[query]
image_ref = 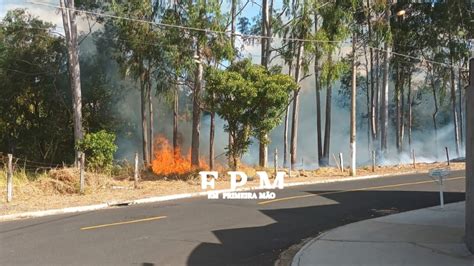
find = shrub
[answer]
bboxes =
[76,130,117,172]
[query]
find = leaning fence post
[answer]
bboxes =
[79,152,85,194]
[134,152,139,188]
[332,154,340,170]
[339,153,344,173]
[439,174,445,208]
[445,147,450,166]
[7,154,13,202]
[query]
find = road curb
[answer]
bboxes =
[290,202,468,266]
[0,203,109,221]
[291,231,331,266]
[0,169,442,222]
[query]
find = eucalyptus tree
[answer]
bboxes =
[111,0,163,166]
[313,0,325,166]
[162,0,233,167]
[389,1,431,154]
[379,0,391,156]
[280,0,313,168]
[258,0,273,168]
[413,1,472,156]
[318,0,353,165]
[361,0,386,152]
[432,0,472,156]
[59,0,83,163]
[390,7,423,155]
[159,4,194,154]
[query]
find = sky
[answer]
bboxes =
[0,0,266,31]
[0,0,272,59]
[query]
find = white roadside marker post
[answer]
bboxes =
[134,152,139,189]
[429,168,450,209]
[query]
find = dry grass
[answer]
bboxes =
[0,161,465,216]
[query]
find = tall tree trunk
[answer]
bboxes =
[363,38,371,153]
[375,49,380,147]
[322,53,333,165]
[367,0,377,147]
[148,71,154,163]
[314,12,323,166]
[407,72,413,150]
[315,75,323,165]
[450,60,460,156]
[209,110,215,170]
[283,104,289,167]
[290,41,304,168]
[60,0,83,163]
[430,69,439,157]
[350,32,357,176]
[230,0,237,51]
[229,0,237,168]
[380,0,391,156]
[283,63,293,168]
[191,45,203,167]
[140,77,149,165]
[259,0,272,167]
[266,0,273,62]
[458,65,464,149]
[396,65,401,153]
[400,73,405,153]
[232,132,239,170]
[173,84,179,154]
[259,135,268,168]
[380,44,389,154]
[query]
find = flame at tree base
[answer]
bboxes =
[151,135,207,176]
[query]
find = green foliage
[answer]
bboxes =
[111,0,163,81]
[76,130,118,171]
[0,9,72,163]
[0,9,125,164]
[205,60,297,165]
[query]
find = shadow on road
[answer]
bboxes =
[186,190,465,265]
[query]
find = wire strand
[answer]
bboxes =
[25,0,469,70]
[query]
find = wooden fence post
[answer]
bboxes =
[7,154,13,202]
[412,149,416,169]
[79,152,85,194]
[371,150,376,172]
[445,147,450,166]
[134,152,139,188]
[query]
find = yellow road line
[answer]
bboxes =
[81,215,167,230]
[258,176,465,205]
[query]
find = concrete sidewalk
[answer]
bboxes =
[292,202,474,265]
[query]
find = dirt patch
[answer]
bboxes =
[0,162,464,216]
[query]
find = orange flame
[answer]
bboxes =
[151,135,207,176]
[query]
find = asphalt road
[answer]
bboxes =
[0,170,466,266]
